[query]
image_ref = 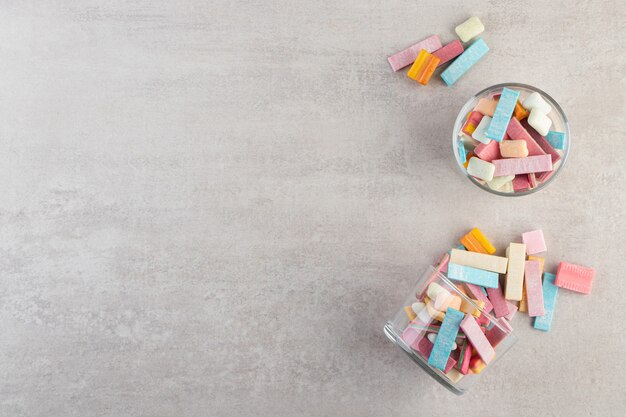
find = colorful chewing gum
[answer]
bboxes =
[527,109,552,136]
[512,174,531,192]
[466,157,495,181]
[407,49,441,85]
[533,272,559,331]
[460,228,496,254]
[428,308,464,371]
[455,16,485,42]
[521,255,544,312]
[471,116,493,144]
[554,262,596,294]
[464,283,494,313]
[528,255,545,272]
[504,243,526,301]
[521,119,561,163]
[457,138,467,162]
[499,140,529,158]
[447,263,499,288]
[475,98,498,117]
[461,111,484,136]
[492,154,553,176]
[506,117,547,156]
[387,34,442,72]
[441,38,489,86]
[485,87,520,142]
[524,260,545,317]
[414,337,457,373]
[522,92,551,114]
[486,285,509,318]
[545,131,565,150]
[487,175,514,191]
[513,100,529,120]
[460,314,495,364]
[450,248,508,274]
[473,140,501,162]
[522,229,547,255]
[433,40,464,66]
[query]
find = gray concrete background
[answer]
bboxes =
[1,1,625,416]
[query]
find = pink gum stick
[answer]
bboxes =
[460,315,496,364]
[387,35,443,71]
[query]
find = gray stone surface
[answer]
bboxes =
[1,1,625,416]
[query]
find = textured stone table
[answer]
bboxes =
[1,1,625,416]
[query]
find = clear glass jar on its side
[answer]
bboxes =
[384,264,517,395]
[452,83,571,196]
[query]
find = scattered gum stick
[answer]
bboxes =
[387,35,443,71]
[455,16,485,42]
[460,233,487,254]
[522,229,547,255]
[533,272,559,331]
[492,154,553,177]
[528,256,545,272]
[460,315,496,364]
[469,228,496,254]
[433,40,464,66]
[505,243,526,301]
[441,38,489,86]
[447,262,499,288]
[407,49,440,85]
[485,88,520,142]
[428,308,464,371]
[524,260,545,317]
[450,248,508,274]
[555,262,596,294]
[486,285,509,318]
[505,117,546,156]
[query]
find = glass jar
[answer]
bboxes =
[451,83,571,196]
[384,262,518,395]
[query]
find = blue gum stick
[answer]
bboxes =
[441,38,489,86]
[533,272,559,331]
[447,262,499,288]
[485,87,520,142]
[428,308,464,370]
